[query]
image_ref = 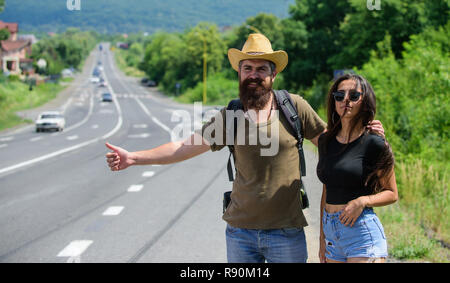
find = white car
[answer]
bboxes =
[90,77,100,83]
[35,111,66,132]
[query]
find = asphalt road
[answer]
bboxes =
[0,43,323,263]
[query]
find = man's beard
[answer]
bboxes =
[239,77,273,111]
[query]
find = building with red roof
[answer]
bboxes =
[0,20,33,74]
[0,20,18,41]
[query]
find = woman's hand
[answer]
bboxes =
[339,197,368,227]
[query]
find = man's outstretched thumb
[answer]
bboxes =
[105,142,119,152]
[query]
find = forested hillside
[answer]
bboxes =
[0,0,294,33]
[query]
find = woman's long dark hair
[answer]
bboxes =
[320,74,395,194]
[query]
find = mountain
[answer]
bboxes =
[0,0,294,34]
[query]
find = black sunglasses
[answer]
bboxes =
[332,90,362,102]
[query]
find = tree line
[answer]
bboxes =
[30,28,98,75]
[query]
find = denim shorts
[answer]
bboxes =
[226,224,308,263]
[322,207,388,262]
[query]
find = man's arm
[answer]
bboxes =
[309,129,326,147]
[105,133,210,171]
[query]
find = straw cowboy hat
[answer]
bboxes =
[228,33,288,73]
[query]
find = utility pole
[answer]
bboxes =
[202,38,207,104]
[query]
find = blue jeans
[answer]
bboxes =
[225,224,308,263]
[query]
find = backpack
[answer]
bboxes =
[223,90,309,213]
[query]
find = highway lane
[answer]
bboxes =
[0,44,229,263]
[0,43,322,263]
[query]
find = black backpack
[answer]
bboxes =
[223,90,309,213]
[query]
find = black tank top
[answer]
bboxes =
[317,133,386,205]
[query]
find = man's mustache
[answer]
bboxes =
[242,77,263,87]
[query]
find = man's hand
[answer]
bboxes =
[105,142,135,171]
[367,120,385,139]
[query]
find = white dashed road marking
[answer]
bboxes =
[57,240,93,263]
[0,136,13,142]
[128,133,150,138]
[30,136,43,142]
[102,206,124,216]
[142,171,155,177]
[133,124,148,129]
[127,184,143,192]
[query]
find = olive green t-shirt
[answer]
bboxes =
[197,94,326,229]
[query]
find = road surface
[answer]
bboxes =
[0,43,322,263]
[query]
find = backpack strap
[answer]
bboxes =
[273,90,306,177]
[226,99,243,182]
[225,90,307,181]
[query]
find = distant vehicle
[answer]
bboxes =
[90,77,100,83]
[141,78,157,87]
[92,67,101,77]
[35,111,66,132]
[101,93,113,102]
[145,80,157,87]
[99,81,108,87]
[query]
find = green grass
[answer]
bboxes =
[377,204,449,262]
[376,160,449,262]
[0,80,66,131]
[113,49,146,78]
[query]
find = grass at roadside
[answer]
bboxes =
[0,81,66,132]
[379,160,449,262]
[113,48,146,78]
[377,204,449,262]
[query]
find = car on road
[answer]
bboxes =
[145,80,157,87]
[90,77,100,83]
[35,111,66,132]
[101,92,113,102]
[140,78,157,87]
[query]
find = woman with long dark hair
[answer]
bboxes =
[317,74,398,263]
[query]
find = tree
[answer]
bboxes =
[140,22,226,94]
[0,0,4,13]
[230,13,284,51]
[328,0,449,70]
[0,28,10,40]
[282,0,351,90]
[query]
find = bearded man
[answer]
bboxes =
[104,34,384,263]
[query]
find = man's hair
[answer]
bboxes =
[238,60,276,74]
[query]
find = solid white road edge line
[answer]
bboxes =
[0,52,123,176]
